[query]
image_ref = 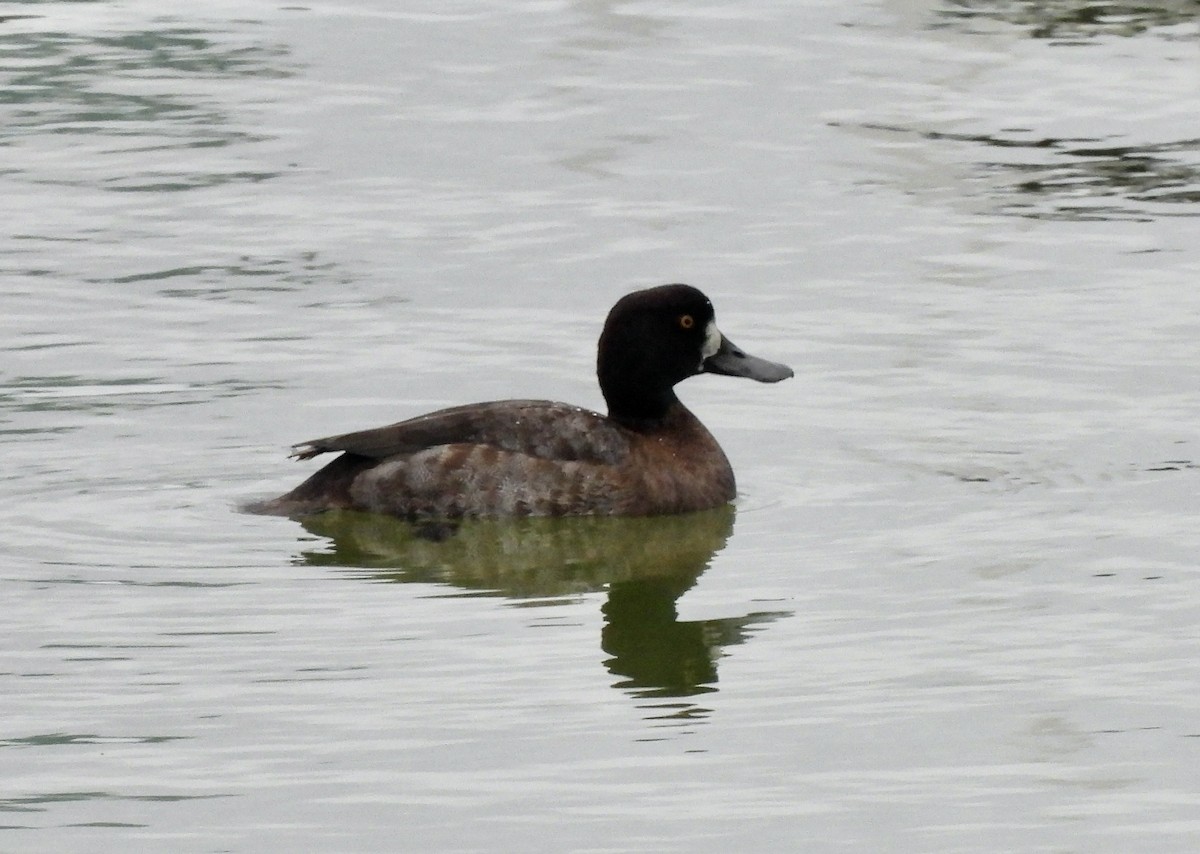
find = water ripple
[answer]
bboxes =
[933,0,1200,41]
[843,123,1200,221]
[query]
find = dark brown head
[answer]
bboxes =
[596,284,793,425]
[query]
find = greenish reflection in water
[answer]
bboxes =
[843,121,1200,222]
[299,506,789,707]
[937,130,1200,221]
[0,23,290,143]
[860,2,1200,223]
[934,0,1199,41]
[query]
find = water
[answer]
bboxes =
[3,1,1199,851]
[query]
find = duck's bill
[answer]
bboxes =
[702,334,794,383]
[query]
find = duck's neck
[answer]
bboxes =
[599,362,679,423]
[606,395,691,432]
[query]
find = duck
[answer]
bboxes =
[251,284,792,519]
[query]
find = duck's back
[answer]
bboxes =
[255,400,638,518]
[293,400,630,465]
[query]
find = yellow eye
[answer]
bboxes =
[679,314,695,330]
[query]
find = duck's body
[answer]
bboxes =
[258,398,733,518]
[253,284,791,520]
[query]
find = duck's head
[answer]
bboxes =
[597,284,793,424]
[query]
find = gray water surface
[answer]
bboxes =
[3,1,1199,852]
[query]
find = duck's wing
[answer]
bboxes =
[290,399,631,466]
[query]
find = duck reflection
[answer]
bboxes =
[298,506,786,710]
